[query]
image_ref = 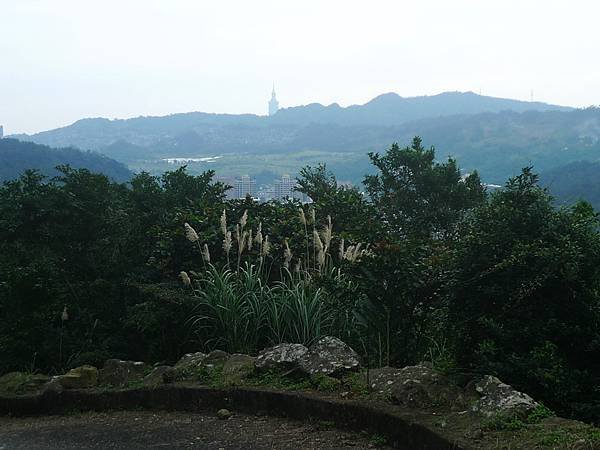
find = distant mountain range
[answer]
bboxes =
[0,139,132,183]
[10,91,600,193]
[12,91,570,155]
[270,91,572,126]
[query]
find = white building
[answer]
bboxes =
[0,125,4,139]
[235,175,256,199]
[268,85,279,116]
[274,174,309,202]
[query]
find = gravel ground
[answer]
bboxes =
[0,410,393,449]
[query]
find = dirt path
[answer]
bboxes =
[0,410,392,449]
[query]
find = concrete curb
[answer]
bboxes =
[0,385,465,449]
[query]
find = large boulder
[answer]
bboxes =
[59,365,98,389]
[386,364,472,410]
[99,359,148,387]
[142,366,173,387]
[255,343,309,371]
[298,336,360,376]
[171,350,230,381]
[40,376,64,395]
[223,354,255,382]
[0,372,50,396]
[367,367,408,397]
[203,350,230,368]
[172,352,207,380]
[471,375,540,418]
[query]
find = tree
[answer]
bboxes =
[296,164,382,243]
[363,137,485,240]
[449,167,600,420]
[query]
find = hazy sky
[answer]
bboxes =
[1,0,599,134]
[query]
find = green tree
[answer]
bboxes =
[297,163,382,243]
[363,137,485,239]
[0,165,228,373]
[449,167,600,420]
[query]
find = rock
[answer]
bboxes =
[59,365,98,389]
[175,352,208,369]
[99,359,148,387]
[298,336,360,376]
[40,376,64,395]
[162,368,177,384]
[172,352,207,380]
[203,350,230,368]
[368,367,409,397]
[0,372,50,395]
[142,366,172,387]
[216,408,232,419]
[171,350,230,381]
[255,343,309,371]
[472,375,540,418]
[223,354,255,382]
[387,364,471,409]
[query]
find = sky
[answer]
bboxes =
[1,0,599,134]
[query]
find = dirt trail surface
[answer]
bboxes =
[0,410,393,449]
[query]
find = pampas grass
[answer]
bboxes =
[190,263,333,352]
[181,207,372,354]
[202,244,211,263]
[220,210,227,235]
[184,223,199,243]
[262,235,271,256]
[179,271,192,286]
[223,231,232,267]
[239,209,248,229]
[283,239,293,269]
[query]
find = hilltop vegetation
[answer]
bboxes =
[11,91,585,186]
[14,91,569,151]
[2,137,600,426]
[0,138,132,182]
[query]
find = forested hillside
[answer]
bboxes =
[13,91,568,152]
[0,138,132,182]
[2,139,600,425]
[10,95,596,189]
[540,161,600,209]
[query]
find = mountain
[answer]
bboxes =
[540,161,600,210]
[12,91,570,154]
[0,138,132,183]
[383,107,600,183]
[10,91,592,187]
[271,91,571,126]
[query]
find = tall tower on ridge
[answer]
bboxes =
[268,84,279,116]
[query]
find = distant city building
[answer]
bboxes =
[258,184,277,202]
[235,175,257,199]
[268,84,279,116]
[0,125,4,139]
[274,174,296,200]
[217,174,311,202]
[273,174,309,202]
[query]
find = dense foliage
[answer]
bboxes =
[2,138,600,424]
[15,99,600,199]
[449,168,600,421]
[0,138,132,183]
